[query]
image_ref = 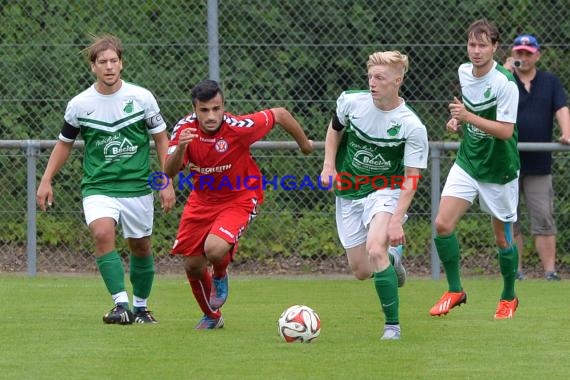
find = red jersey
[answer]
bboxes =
[168,110,275,204]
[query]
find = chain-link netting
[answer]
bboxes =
[2,0,570,276]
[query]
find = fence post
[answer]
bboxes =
[207,0,220,82]
[430,144,441,279]
[26,140,39,276]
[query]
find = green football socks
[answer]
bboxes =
[498,245,518,300]
[96,250,125,295]
[130,253,155,300]
[434,232,463,292]
[373,266,399,324]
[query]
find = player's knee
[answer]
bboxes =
[434,216,453,236]
[184,257,206,278]
[204,235,232,263]
[91,228,115,246]
[204,246,229,264]
[348,260,372,280]
[129,237,151,256]
[353,269,372,280]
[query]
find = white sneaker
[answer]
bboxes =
[381,325,401,340]
[389,245,406,287]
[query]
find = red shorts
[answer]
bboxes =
[171,195,259,257]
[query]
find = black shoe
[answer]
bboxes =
[133,308,158,324]
[103,304,133,325]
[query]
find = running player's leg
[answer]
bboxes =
[84,195,133,324]
[367,211,400,339]
[492,218,519,319]
[207,196,259,309]
[480,176,519,319]
[172,200,222,328]
[121,194,156,323]
[430,165,473,316]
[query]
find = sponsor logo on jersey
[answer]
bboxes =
[191,164,232,175]
[353,149,391,171]
[103,137,138,162]
[215,139,229,153]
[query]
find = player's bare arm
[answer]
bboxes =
[449,96,514,140]
[36,140,74,211]
[320,121,343,188]
[164,127,198,178]
[270,107,314,154]
[387,167,422,246]
[152,130,175,213]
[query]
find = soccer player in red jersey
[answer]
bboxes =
[164,79,313,329]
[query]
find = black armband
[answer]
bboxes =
[60,121,80,140]
[146,113,166,129]
[331,113,345,131]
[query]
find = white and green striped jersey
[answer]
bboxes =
[456,61,520,184]
[334,90,429,200]
[61,80,166,197]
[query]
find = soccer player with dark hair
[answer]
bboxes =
[429,19,520,319]
[165,79,313,329]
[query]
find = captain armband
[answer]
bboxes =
[60,121,80,140]
[146,113,166,129]
[331,113,345,131]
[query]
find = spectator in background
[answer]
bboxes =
[504,34,570,281]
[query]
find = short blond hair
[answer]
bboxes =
[367,51,409,77]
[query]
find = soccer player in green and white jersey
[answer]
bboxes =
[37,34,175,324]
[321,51,429,340]
[429,19,521,320]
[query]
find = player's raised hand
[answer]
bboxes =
[449,97,467,122]
[178,127,198,147]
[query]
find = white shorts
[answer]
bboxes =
[335,189,400,249]
[441,164,518,223]
[83,194,154,238]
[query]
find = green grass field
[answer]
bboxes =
[1,274,568,380]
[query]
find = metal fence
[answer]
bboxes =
[2,1,570,276]
[3,140,570,278]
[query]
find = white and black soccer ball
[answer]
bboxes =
[277,304,321,343]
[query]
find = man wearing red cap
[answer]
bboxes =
[505,34,570,281]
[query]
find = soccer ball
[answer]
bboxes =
[277,304,321,343]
